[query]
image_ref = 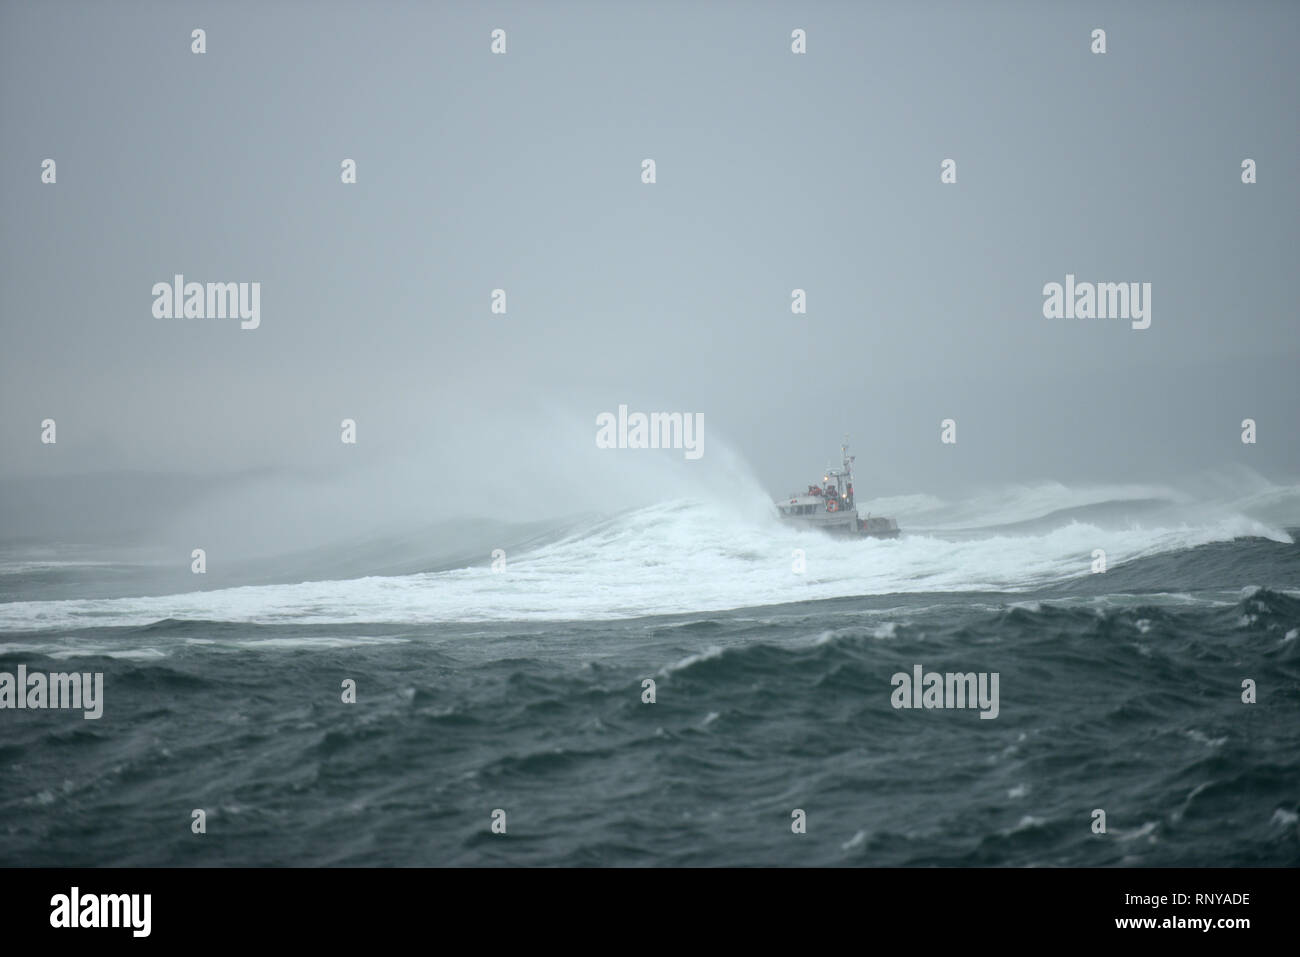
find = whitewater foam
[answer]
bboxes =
[0,485,1292,632]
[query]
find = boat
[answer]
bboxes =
[776,441,900,539]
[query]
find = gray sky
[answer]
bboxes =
[2,0,1297,541]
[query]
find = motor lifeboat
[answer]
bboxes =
[775,442,900,539]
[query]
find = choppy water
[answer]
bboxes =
[2,483,1298,866]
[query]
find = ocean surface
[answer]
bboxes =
[2,480,1298,867]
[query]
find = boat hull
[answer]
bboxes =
[778,512,900,539]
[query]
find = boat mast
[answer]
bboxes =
[842,435,854,495]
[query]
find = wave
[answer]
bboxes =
[0,474,1295,631]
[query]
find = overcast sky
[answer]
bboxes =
[2,0,1297,541]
